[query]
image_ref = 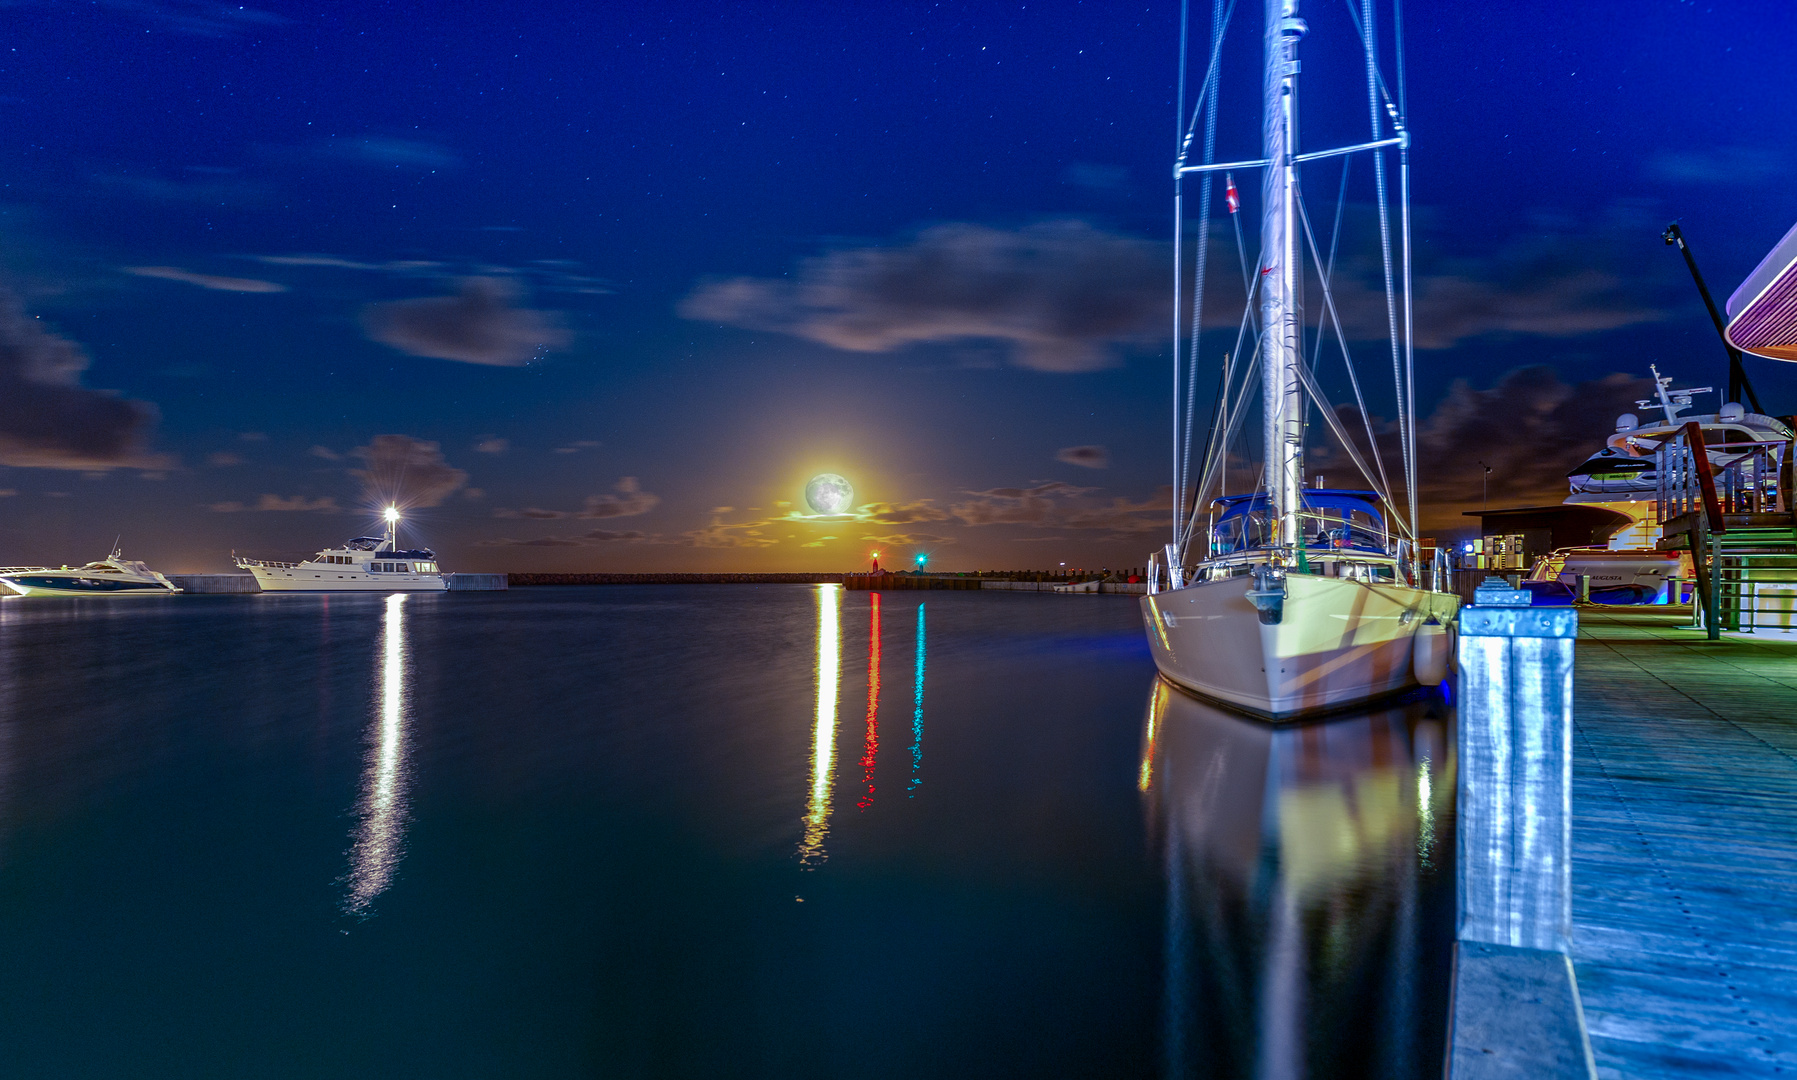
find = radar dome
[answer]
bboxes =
[1719,402,1746,422]
[1615,413,1638,432]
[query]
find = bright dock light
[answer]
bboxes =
[384,506,400,523]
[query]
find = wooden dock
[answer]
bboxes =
[1571,610,1797,1077]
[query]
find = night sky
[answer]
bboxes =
[2,0,1793,573]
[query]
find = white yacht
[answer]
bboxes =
[1522,365,1793,601]
[235,507,448,592]
[0,550,181,598]
[1140,0,1459,719]
[1562,364,1793,549]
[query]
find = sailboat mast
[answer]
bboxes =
[1260,0,1306,552]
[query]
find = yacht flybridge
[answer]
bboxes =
[0,550,181,598]
[235,507,448,592]
[1565,364,1794,539]
[1141,0,1459,718]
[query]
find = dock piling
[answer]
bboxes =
[1448,581,1595,1078]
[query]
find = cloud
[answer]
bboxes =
[474,437,509,454]
[77,0,290,36]
[950,481,1166,535]
[239,431,268,442]
[1062,162,1131,193]
[208,494,341,513]
[1313,365,1653,533]
[680,220,1168,372]
[351,435,468,508]
[91,172,271,205]
[0,289,163,470]
[1321,219,1669,350]
[1056,444,1109,469]
[123,266,286,293]
[684,517,782,548]
[857,499,951,525]
[206,451,243,467]
[362,278,570,365]
[581,529,650,542]
[0,489,16,497]
[553,440,600,453]
[317,136,460,170]
[1645,146,1785,187]
[476,536,583,547]
[308,445,341,461]
[492,477,661,521]
[861,533,953,545]
[580,477,660,518]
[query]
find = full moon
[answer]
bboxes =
[804,473,854,515]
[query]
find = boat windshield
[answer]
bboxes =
[1208,490,1388,556]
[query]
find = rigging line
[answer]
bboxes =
[1297,191,1394,509]
[1197,281,1261,493]
[1303,158,1353,425]
[1400,140,1418,536]
[1172,0,1190,542]
[1395,0,1416,535]
[1173,179,1185,543]
[1290,355,1402,532]
[1362,0,1411,537]
[1301,198,1408,517]
[1340,0,1401,120]
[1182,338,1262,553]
[1178,0,1227,547]
[1180,0,1238,144]
[1394,0,1408,118]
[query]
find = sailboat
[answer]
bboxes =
[1141,0,1459,718]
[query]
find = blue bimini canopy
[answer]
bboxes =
[1212,489,1385,524]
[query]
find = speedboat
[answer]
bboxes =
[0,550,181,597]
[234,506,448,592]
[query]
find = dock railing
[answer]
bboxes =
[1655,427,1797,638]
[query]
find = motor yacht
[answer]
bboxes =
[1522,365,1792,603]
[235,507,448,592]
[0,550,181,598]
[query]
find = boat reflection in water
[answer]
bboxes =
[1141,679,1455,1079]
[344,593,414,915]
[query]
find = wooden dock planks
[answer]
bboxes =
[1571,611,1797,1078]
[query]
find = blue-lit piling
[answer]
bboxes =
[1449,579,1597,1079]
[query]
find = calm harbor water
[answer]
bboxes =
[0,585,1453,1078]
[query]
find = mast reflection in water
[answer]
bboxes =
[344,593,413,915]
[1141,680,1456,1079]
[797,584,841,866]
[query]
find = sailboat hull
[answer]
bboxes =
[1141,574,1460,719]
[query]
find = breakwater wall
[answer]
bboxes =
[447,573,508,591]
[170,574,260,594]
[508,572,847,587]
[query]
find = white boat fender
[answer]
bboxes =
[1412,617,1450,687]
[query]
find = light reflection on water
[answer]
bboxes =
[1141,680,1456,1080]
[909,601,925,794]
[857,593,881,810]
[797,584,841,866]
[344,593,412,915]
